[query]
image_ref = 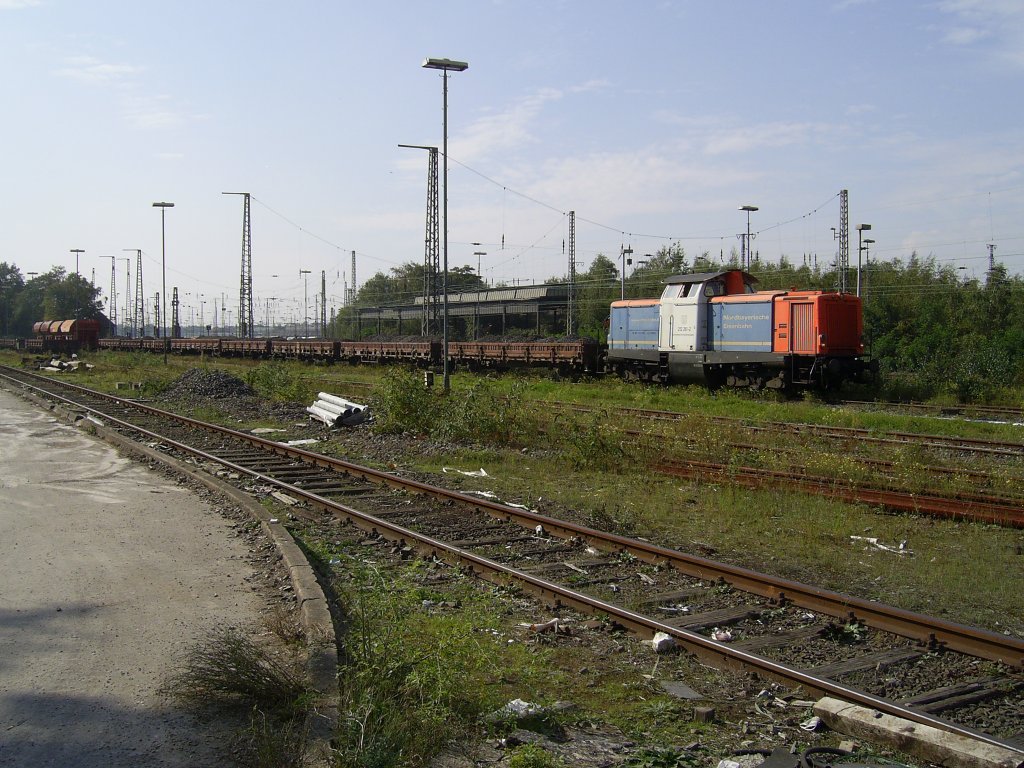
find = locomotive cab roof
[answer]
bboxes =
[662,269,758,285]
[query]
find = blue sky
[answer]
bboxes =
[2,1,1022,326]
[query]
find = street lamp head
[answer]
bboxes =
[152,201,175,208]
[856,223,872,231]
[740,205,759,213]
[422,58,469,72]
[863,238,875,245]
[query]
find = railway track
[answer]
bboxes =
[656,458,1024,528]
[839,399,1024,423]
[1,364,1022,756]
[549,400,1024,458]
[549,400,1024,527]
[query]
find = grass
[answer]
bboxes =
[297,531,760,767]
[160,626,310,768]
[411,446,1024,635]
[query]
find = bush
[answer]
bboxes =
[370,371,535,446]
[369,368,439,435]
[245,360,308,402]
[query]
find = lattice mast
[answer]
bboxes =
[424,150,439,335]
[100,255,117,335]
[171,287,181,338]
[127,249,144,338]
[351,250,358,307]
[399,144,439,336]
[121,258,132,337]
[223,192,253,337]
[566,210,576,337]
[321,270,327,337]
[838,189,849,293]
[153,293,161,338]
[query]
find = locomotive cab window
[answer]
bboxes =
[703,281,725,297]
[662,283,694,299]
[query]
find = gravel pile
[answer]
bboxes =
[163,368,256,400]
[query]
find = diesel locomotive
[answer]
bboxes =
[608,269,872,390]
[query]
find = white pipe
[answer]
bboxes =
[317,392,367,412]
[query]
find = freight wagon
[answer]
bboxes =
[32,319,101,354]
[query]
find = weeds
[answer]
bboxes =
[334,561,496,767]
[564,414,625,471]
[245,360,309,402]
[162,627,308,712]
[161,627,310,767]
[370,368,437,435]
[623,746,703,768]
[507,743,565,768]
[370,369,537,446]
[824,621,868,644]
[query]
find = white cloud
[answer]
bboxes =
[55,55,140,84]
[703,121,833,156]
[935,0,1024,66]
[568,79,610,94]
[123,94,185,130]
[453,87,564,162]
[942,25,990,44]
[55,55,199,131]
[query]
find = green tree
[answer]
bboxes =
[576,254,620,339]
[0,262,25,337]
[10,267,106,336]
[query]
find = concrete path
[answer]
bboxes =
[0,387,263,767]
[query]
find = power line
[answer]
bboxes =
[447,155,842,243]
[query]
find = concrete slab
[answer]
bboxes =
[0,387,264,767]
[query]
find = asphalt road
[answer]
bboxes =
[0,387,263,767]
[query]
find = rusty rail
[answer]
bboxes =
[657,458,1024,528]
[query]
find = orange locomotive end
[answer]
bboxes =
[772,292,863,356]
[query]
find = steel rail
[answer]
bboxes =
[2,367,1023,755]
[547,400,1024,456]
[658,458,1024,528]
[573,418,1024,494]
[840,399,1024,421]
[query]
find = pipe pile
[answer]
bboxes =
[307,391,369,428]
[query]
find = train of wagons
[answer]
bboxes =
[4,270,874,391]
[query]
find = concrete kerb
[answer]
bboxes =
[0,381,340,767]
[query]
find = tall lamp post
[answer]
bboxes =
[739,205,758,270]
[856,223,872,297]
[473,250,487,284]
[861,237,875,302]
[422,56,468,393]
[70,249,84,276]
[299,269,311,338]
[152,202,174,363]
